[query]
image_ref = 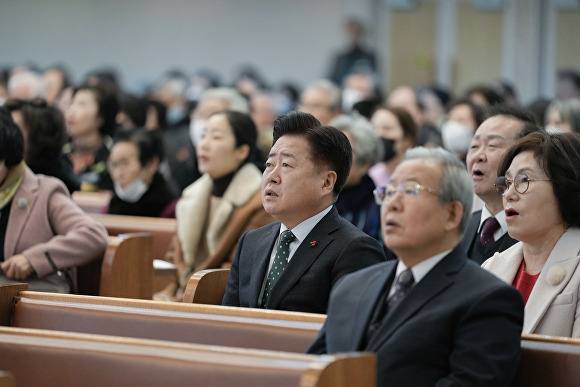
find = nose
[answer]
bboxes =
[502,180,518,202]
[264,164,280,184]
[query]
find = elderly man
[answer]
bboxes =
[308,147,524,386]
[460,105,538,264]
[222,111,385,313]
[297,80,341,125]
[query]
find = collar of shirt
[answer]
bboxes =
[478,205,508,240]
[279,205,333,250]
[389,248,452,298]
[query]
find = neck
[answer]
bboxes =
[397,234,459,268]
[73,132,103,154]
[484,199,504,216]
[521,226,567,275]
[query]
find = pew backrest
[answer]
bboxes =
[182,268,230,304]
[0,326,376,387]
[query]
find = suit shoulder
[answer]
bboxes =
[461,259,519,294]
[243,221,281,238]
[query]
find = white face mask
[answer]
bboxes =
[114,178,148,203]
[441,120,475,154]
[189,119,206,147]
[341,88,365,112]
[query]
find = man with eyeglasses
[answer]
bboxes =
[308,147,524,386]
[460,105,540,264]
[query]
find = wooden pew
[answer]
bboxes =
[0,372,14,387]
[0,285,324,353]
[72,190,112,214]
[88,213,177,293]
[0,327,375,387]
[182,268,230,304]
[515,334,580,387]
[77,233,154,299]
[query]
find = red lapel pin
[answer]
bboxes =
[310,241,317,247]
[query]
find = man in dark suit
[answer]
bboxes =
[222,111,385,313]
[308,147,524,386]
[460,105,539,264]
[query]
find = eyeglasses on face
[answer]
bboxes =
[373,183,438,205]
[494,173,551,197]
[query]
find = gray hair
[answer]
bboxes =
[200,87,249,114]
[405,147,474,234]
[304,79,341,111]
[8,71,45,99]
[545,98,580,133]
[330,114,383,165]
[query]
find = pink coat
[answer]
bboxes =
[3,168,108,278]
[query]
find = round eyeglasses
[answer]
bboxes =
[373,183,438,205]
[494,173,551,197]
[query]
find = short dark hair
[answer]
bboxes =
[0,106,25,167]
[114,129,165,167]
[498,130,580,228]
[373,106,419,146]
[484,104,539,138]
[213,110,258,165]
[118,93,148,128]
[466,85,505,106]
[5,98,67,162]
[72,84,119,137]
[272,110,352,199]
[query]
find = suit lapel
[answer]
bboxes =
[367,249,465,352]
[248,222,279,307]
[350,262,396,349]
[266,209,340,308]
[524,228,580,333]
[459,211,480,255]
[4,171,38,257]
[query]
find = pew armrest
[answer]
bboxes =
[182,268,230,304]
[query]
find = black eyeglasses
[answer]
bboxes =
[494,173,551,197]
[373,183,438,205]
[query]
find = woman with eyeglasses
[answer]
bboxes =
[482,130,580,337]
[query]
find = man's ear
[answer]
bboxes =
[444,200,464,232]
[321,170,337,196]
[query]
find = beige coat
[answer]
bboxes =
[482,227,580,337]
[175,163,270,279]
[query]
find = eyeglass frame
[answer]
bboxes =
[373,182,438,205]
[494,173,551,197]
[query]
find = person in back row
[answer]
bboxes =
[155,110,273,301]
[460,105,539,264]
[222,111,386,313]
[308,147,524,386]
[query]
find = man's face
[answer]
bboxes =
[262,135,334,229]
[381,158,452,262]
[298,88,336,125]
[466,116,522,206]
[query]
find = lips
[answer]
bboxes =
[264,188,278,198]
[505,208,519,218]
[384,219,400,230]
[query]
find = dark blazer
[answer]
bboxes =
[308,247,524,386]
[222,206,386,313]
[459,210,519,265]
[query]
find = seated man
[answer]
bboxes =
[222,111,385,313]
[308,147,524,386]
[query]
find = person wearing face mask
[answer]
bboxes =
[105,130,178,218]
[368,106,418,187]
[154,110,274,301]
[440,98,484,163]
[0,106,108,293]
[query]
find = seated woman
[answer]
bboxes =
[64,84,119,191]
[155,110,273,301]
[482,130,580,337]
[5,98,80,193]
[0,107,109,293]
[106,130,178,218]
[368,106,418,187]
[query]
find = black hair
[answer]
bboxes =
[484,104,539,138]
[446,97,485,128]
[72,84,119,137]
[214,110,258,164]
[272,110,352,199]
[0,106,25,167]
[114,129,164,167]
[118,93,148,128]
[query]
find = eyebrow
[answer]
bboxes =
[505,167,536,177]
[473,134,506,141]
[267,151,298,160]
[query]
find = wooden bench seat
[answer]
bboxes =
[183,268,230,304]
[0,327,375,387]
[0,285,323,353]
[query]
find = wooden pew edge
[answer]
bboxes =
[0,284,28,327]
[17,289,327,323]
[182,268,230,304]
